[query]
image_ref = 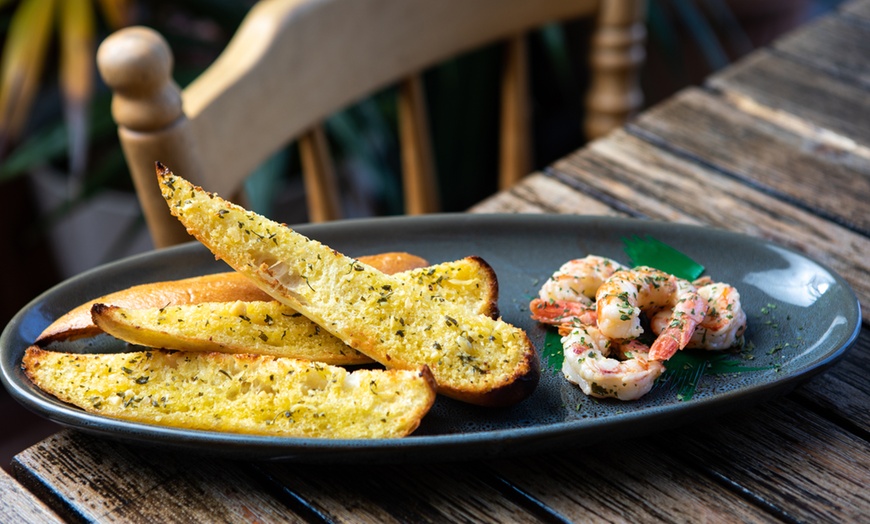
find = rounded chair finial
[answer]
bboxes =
[97,26,182,131]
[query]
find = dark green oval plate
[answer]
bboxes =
[1,215,861,463]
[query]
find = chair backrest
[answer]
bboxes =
[97,0,646,247]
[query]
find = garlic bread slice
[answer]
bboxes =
[92,300,371,364]
[36,253,429,346]
[91,257,499,365]
[157,164,538,406]
[23,347,436,439]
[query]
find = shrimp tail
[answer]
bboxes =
[649,333,680,361]
[648,296,706,360]
[529,299,596,328]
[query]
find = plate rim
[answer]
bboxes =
[1,213,861,462]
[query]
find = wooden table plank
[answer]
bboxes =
[842,0,870,21]
[479,134,870,431]
[490,159,870,522]
[468,172,623,216]
[706,49,870,150]
[549,129,870,317]
[0,466,63,523]
[487,444,777,523]
[7,5,869,521]
[12,431,304,523]
[627,88,870,236]
[773,11,870,86]
[653,398,870,523]
[796,328,870,432]
[257,462,544,524]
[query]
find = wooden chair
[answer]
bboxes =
[97,0,646,248]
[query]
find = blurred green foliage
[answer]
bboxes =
[1,0,841,225]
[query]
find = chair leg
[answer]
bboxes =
[398,74,439,215]
[499,34,532,190]
[585,0,647,140]
[299,125,342,222]
[99,27,203,248]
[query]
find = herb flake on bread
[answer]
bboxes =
[90,257,499,365]
[157,163,539,406]
[35,253,429,346]
[23,347,436,438]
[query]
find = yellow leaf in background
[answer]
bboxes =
[59,0,96,179]
[0,0,131,162]
[96,0,131,30]
[0,0,57,145]
[59,0,95,103]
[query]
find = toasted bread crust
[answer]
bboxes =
[36,252,428,346]
[91,301,376,365]
[23,346,437,438]
[157,164,539,406]
[465,255,500,320]
[35,272,267,345]
[91,256,500,365]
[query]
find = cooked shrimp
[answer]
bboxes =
[561,325,664,401]
[538,256,628,304]
[651,281,747,350]
[529,300,597,334]
[530,256,626,331]
[647,278,709,361]
[595,267,707,361]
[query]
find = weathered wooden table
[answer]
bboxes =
[5,1,869,522]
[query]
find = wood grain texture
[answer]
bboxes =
[398,74,439,215]
[468,172,622,216]
[258,462,542,523]
[707,49,870,151]
[773,13,870,86]
[842,0,870,20]
[584,0,647,138]
[653,398,870,523]
[499,35,532,190]
[796,328,870,432]
[299,125,342,222]
[0,467,62,523]
[11,4,867,523]
[627,88,870,236]
[183,0,601,190]
[97,0,651,247]
[550,130,870,319]
[12,431,302,523]
[482,135,870,433]
[488,444,775,523]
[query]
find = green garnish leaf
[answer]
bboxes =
[655,351,773,401]
[538,236,770,402]
[623,235,705,281]
[543,330,565,371]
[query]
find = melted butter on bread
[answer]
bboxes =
[157,163,538,406]
[91,257,499,365]
[23,347,436,438]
